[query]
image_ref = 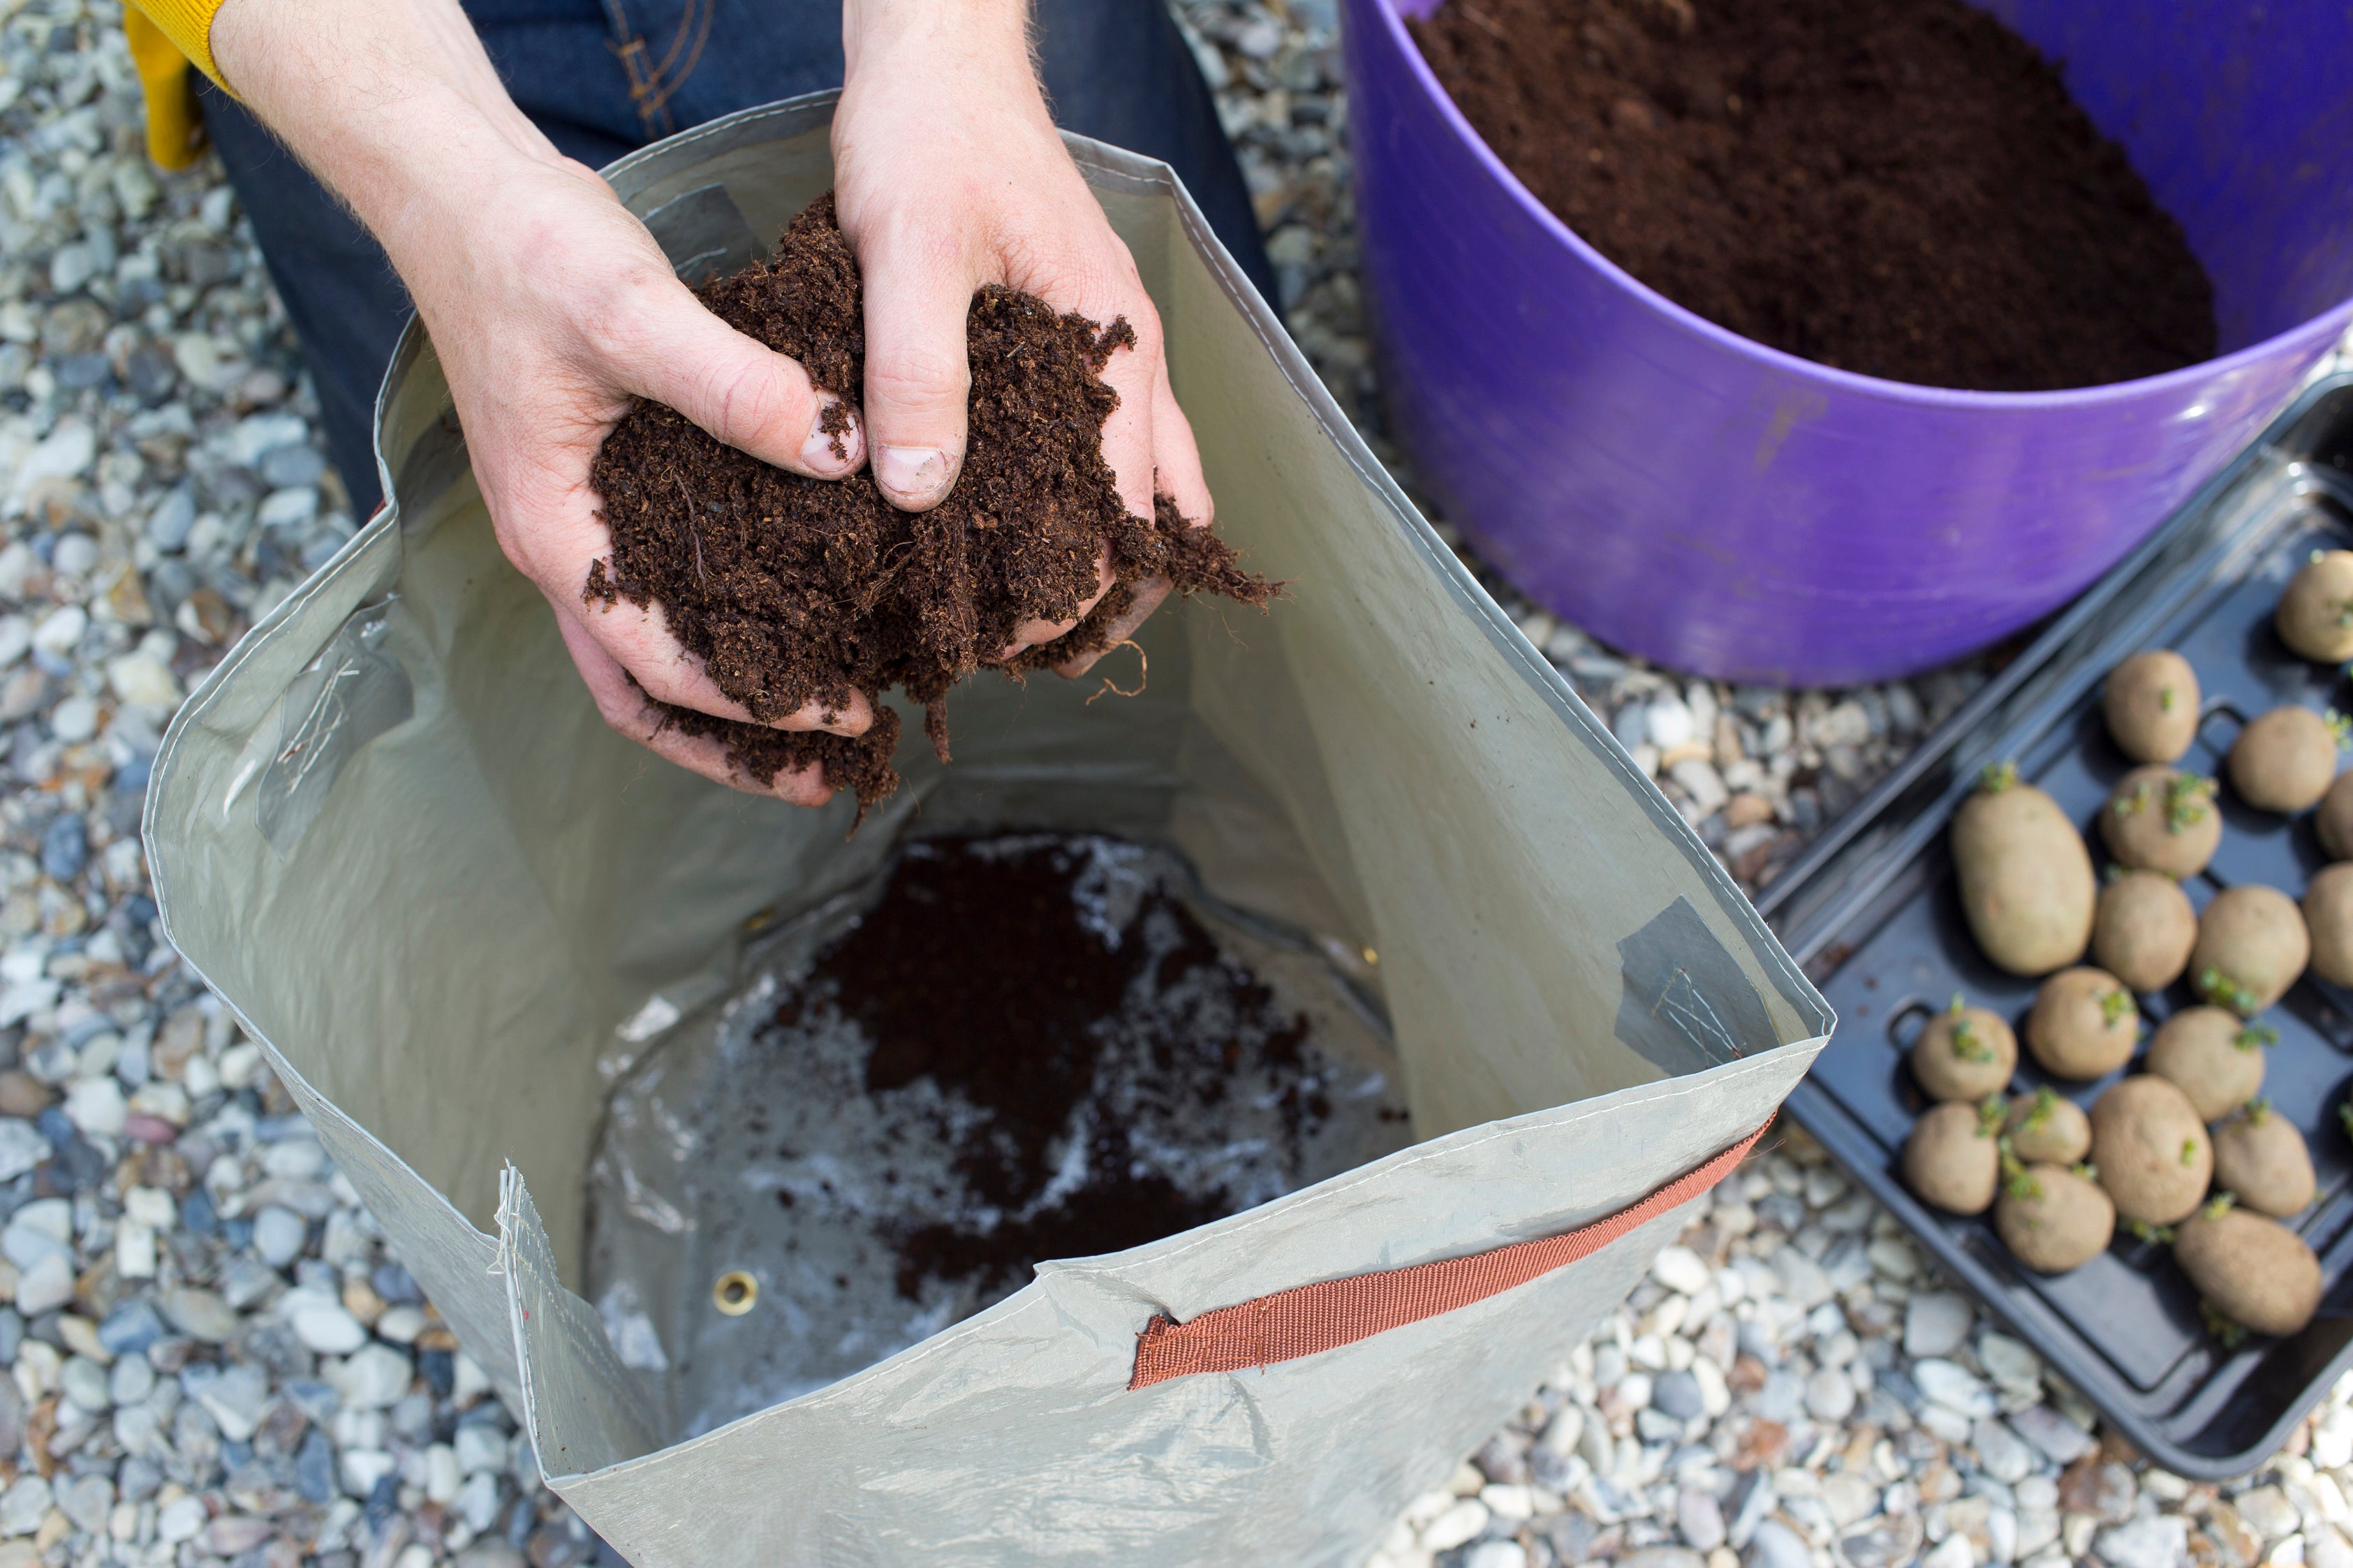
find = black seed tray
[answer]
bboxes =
[1760,373,2353,1479]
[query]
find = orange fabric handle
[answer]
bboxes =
[1128,1123,1767,1390]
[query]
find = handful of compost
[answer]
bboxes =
[586,194,1275,811]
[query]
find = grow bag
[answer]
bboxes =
[142,95,1831,1568]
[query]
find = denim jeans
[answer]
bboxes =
[198,0,1270,515]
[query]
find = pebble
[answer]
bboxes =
[253,1202,307,1266]
[2097,1515,2190,1568]
[1654,1368,1706,1421]
[2012,1402,2097,1464]
[1807,1365,1858,1423]
[1653,1245,1712,1295]
[1914,1359,1998,1418]
[1905,1292,1975,1358]
[1746,1517,1813,1568]
[158,1285,239,1344]
[1680,1487,1727,1550]
[1422,1498,1489,1551]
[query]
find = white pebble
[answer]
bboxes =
[31,605,87,657]
[156,1494,207,1544]
[1421,1500,1489,1551]
[49,695,98,743]
[290,1301,367,1354]
[1647,697,1695,750]
[104,654,181,708]
[63,1077,124,1137]
[1653,1245,1713,1296]
[1904,1292,1974,1358]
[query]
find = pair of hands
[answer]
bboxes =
[210,0,1212,804]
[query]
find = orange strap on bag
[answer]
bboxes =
[1129,1123,1766,1390]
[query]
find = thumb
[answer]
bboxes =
[617,279,865,480]
[857,230,978,511]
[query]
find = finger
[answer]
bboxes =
[857,222,978,511]
[555,612,833,805]
[1146,362,1214,527]
[561,579,873,735]
[998,548,1115,658]
[1055,575,1171,679]
[1049,364,1214,674]
[605,273,864,480]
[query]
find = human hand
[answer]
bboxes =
[212,0,873,804]
[835,0,1215,671]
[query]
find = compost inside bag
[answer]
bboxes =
[144,95,1831,1568]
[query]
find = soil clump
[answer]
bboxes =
[1408,0,2216,390]
[588,195,1272,810]
[785,836,1343,1299]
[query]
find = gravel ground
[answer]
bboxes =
[0,1,2330,1567]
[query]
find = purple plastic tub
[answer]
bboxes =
[1344,0,2353,686]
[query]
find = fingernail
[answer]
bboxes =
[802,399,860,476]
[876,444,956,507]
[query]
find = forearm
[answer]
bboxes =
[842,0,1035,76]
[207,0,564,283]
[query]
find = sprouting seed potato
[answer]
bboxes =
[2024,967,2139,1080]
[2100,765,2221,879]
[1902,1099,2003,1215]
[2227,705,2342,814]
[2211,1100,2316,1218]
[2319,772,2353,861]
[2091,870,2197,993]
[2174,1201,2323,1337]
[2102,650,2200,764]
[2090,1075,2213,1226]
[2276,549,2353,663]
[2144,1006,2270,1121]
[1952,763,2095,977]
[2190,884,2310,1016]
[1995,1162,2116,1273]
[2005,1086,2092,1165]
[1910,995,2016,1102]
[2303,862,2353,986]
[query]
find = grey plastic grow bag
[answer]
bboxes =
[142,94,1832,1568]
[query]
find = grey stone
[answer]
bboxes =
[109,1353,155,1407]
[2007,1403,2095,1465]
[2094,1516,2189,1568]
[1840,1515,1927,1568]
[1747,1518,1813,1568]
[183,1360,269,1442]
[56,1473,111,1534]
[1905,1292,1974,1359]
[1806,1366,1858,1423]
[334,1343,417,1410]
[96,1297,163,1357]
[1679,1487,1727,1551]
[1653,1369,1706,1421]
[59,1354,110,1412]
[1623,1550,1706,1568]
[1972,1417,2037,1484]
[1748,1370,1805,1423]
[1912,1359,1997,1418]
[253,1205,309,1274]
[159,1285,239,1343]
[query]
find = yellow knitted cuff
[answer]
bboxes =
[124,0,227,89]
[123,7,207,170]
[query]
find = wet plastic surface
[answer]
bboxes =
[1769,376,2353,1477]
[581,834,1410,1443]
